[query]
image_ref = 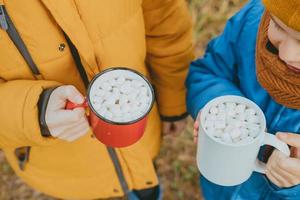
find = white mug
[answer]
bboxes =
[197,95,290,186]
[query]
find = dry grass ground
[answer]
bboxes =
[0,0,247,199]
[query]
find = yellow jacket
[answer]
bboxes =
[0,0,193,199]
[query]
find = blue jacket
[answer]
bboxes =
[186,0,300,199]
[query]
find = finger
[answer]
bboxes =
[266,167,287,188]
[46,108,86,127]
[48,111,87,132]
[57,85,84,104]
[193,128,198,138]
[49,126,65,138]
[276,156,300,178]
[271,162,300,187]
[60,125,89,142]
[53,117,88,137]
[277,132,300,148]
[163,122,171,135]
[49,117,88,137]
[194,136,198,144]
[60,124,90,142]
[172,122,186,135]
[267,150,299,187]
[194,121,199,130]
[58,120,90,141]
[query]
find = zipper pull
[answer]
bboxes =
[0,5,8,30]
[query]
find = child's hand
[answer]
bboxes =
[46,85,89,142]
[193,112,201,143]
[266,132,300,188]
[162,118,187,136]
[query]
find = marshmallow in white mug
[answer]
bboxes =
[203,101,262,145]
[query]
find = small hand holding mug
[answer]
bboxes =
[196,96,291,186]
[266,132,300,188]
[45,85,89,142]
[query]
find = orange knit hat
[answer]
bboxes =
[262,0,300,32]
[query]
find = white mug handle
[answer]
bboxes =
[254,132,290,174]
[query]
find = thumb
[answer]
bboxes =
[59,85,84,104]
[277,132,300,148]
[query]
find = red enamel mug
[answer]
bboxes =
[66,68,154,148]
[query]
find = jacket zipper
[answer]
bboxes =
[0,5,40,76]
[0,5,8,30]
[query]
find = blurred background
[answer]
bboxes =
[0,0,247,199]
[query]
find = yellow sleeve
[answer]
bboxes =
[143,0,194,118]
[0,79,62,148]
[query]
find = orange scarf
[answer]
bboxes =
[256,12,300,109]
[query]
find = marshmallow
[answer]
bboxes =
[225,102,236,110]
[104,96,116,106]
[93,102,102,110]
[235,104,246,114]
[216,112,226,121]
[240,128,249,139]
[131,80,143,88]
[108,78,117,86]
[206,114,217,121]
[203,100,262,145]
[236,113,246,121]
[112,88,120,97]
[212,129,223,138]
[240,136,254,144]
[221,133,232,143]
[90,72,152,123]
[205,120,215,128]
[249,130,259,138]
[214,120,226,129]
[116,77,125,85]
[246,115,260,123]
[227,109,236,117]
[96,88,106,97]
[246,123,260,132]
[104,111,113,120]
[101,82,112,91]
[210,106,218,115]
[111,105,122,117]
[217,103,226,113]
[230,128,241,139]
[224,125,235,133]
[245,108,256,116]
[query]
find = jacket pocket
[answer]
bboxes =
[14,146,31,171]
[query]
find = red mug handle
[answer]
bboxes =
[65,99,89,110]
[65,99,92,126]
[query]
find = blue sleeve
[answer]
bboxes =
[185,1,259,119]
[265,177,300,199]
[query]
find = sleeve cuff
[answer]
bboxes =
[264,175,300,199]
[38,87,57,137]
[160,112,189,122]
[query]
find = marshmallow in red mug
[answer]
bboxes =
[89,68,153,124]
